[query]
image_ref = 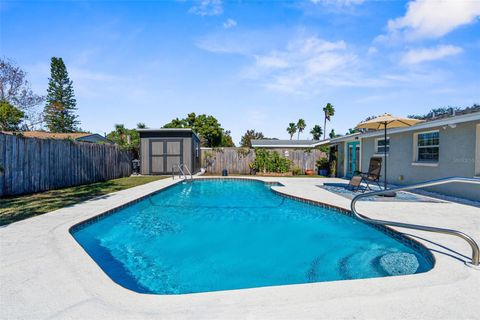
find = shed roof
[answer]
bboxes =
[137,128,200,140]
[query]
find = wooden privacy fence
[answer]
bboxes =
[201,148,326,174]
[0,133,133,196]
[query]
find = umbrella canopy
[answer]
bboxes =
[355,114,424,195]
[356,113,424,130]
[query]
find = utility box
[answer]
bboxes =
[138,128,201,175]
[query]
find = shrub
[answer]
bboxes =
[251,149,292,173]
[316,157,329,170]
[292,166,302,175]
[329,159,337,177]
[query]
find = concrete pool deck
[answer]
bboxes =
[1,177,479,319]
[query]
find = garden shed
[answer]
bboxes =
[138,128,201,175]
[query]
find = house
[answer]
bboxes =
[138,128,201,175]
[329,111,480,201]
[0,131,113,144]
[251,139,329,154]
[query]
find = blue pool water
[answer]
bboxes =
[72,179,433,294]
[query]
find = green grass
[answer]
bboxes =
[0,176,166,226]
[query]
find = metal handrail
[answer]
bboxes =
[350,177,480,266]
[180,163,193,180]
[172,163,193,181]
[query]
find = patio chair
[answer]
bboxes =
[347,175,364,192]
[355,157,383,191]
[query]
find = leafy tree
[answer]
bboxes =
[106,123,145,158]
[164,117,187,128]
[44,57,79,133]
[286,122,297,140]
[0,100,24,131]
[163,112,231,147]
[221,130,235,147]
[346,128,360,135]
[408,104,479,120]
[329,129,337,139]
[310,124,323,140]
[0,58,44,130]
[240,129,265,148]
[136,122,147,129]
[296,119,306,140]
[323,103,335,139]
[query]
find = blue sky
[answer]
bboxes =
[1,0,479,143]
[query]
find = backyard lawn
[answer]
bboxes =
[0,176,166,226]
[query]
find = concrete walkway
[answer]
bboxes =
[1,177,479,319]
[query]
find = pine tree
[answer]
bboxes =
[44,57,79,132]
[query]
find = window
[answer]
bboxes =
[375,138,390,154]
[417,131,439,162]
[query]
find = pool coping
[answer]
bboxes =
[1,176,479,319]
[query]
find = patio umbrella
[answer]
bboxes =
[356,114,424,196]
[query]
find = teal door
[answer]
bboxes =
[346,141,360,177]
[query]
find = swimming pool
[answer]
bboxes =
[72,179,434,294]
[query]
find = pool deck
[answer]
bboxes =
[1,177,479,319]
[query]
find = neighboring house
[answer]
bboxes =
[251,139,329,155]
[1,131,113,144]
[329,111,480,201]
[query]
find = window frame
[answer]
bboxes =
[414,130,440,164]
[374,137,390,156]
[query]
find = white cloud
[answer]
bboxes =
[249,37,355,93]
[382,0,480,41]
[310,0,364,6]
[223,18,237,29]
[196,36,250,54]
[400,45,463,64]
[189,0,223,16]
[367,46,378,55]
[255,54,289,69]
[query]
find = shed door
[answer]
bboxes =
[149,139,183,174]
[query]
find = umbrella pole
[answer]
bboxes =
[384,122,387,190]
[381,121,396,197]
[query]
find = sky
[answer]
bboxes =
[1,0,480,144]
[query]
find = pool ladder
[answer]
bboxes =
[350,177,480,266]
[172,163,193,181]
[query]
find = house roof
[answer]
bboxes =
[1,131,95,140]
[251,139,330,148]
[330,110,480,143]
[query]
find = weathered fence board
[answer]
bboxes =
[201,148,326,174]
[0,133,133,197]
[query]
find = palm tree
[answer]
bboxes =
[296,119,306,140]
[286,122,297,140]
[310,125,323,140]
[323,103,335,139]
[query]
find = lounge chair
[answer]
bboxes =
[354,157,383,191]
[347,175,364,192]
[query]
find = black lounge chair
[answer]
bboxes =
[354,157,383,191]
